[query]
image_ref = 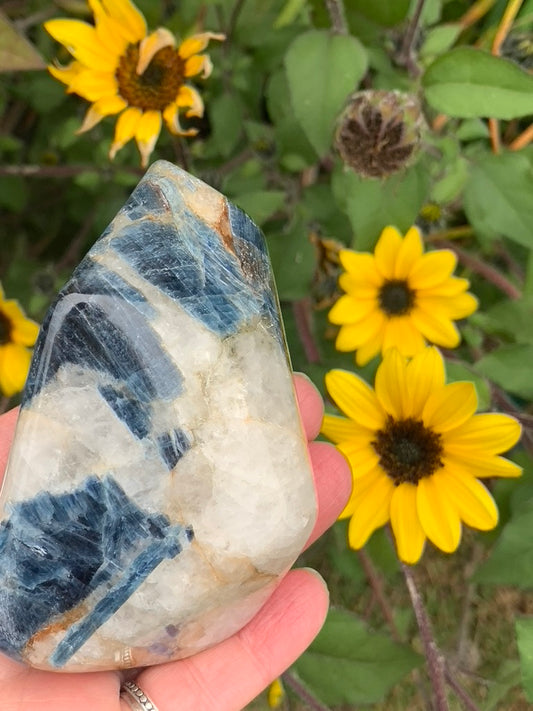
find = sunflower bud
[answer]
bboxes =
[335,90,423,179]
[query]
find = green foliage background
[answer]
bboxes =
[1,0,532,708]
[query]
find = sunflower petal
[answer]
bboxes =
[390,483,426,564]
[375,348,408,419]
[178,32,225,60]
[137,28,176,75]
[184,54,213,79]
[354,330,384,367]
[395,226,424,279]
[423,277,470,298]
[67,69,117,102]
[410,305,461,348]
[347,472,394,548]
[162,102,198,136]
[443,469,498,530]
[443,413,522,455]
[0,343,32,397]
[374,226,403,279]
[382,316,426,357]
[88,0,130,54]
[423,381,477,432]
[177,85,205,117]
[338,443,381,478]
[417,473,462,553]
[338,251,381,284]
[444,453,522,479]
[1,302,39,346]
[101,0,147,43]
[109,106,142,159]
[321,414,368,443]
[47,61,84,88]
[135,109,162,168]
[409,250,457,289]
[335,311,385,352]
[325,369,385,430]
[405,347,446,418]
[328,294,376,325]
[44,20,118,72]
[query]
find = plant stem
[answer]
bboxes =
[444,669,482,711]
[488,0,524,152]
[509,122,533,151]
[324,0,348,34]
[402,563,450,711]
[282,671,332,711]
[431,239,522,300]
[0,397,10,415]
[492,0,524,55]
[398,0,426,77]
[292,299,321,364]
[357,549,401,641]
[458,0,497,29]
[0,164,142,179]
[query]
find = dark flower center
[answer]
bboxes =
[116,44,185,111]
[378,279,415,316]
[372,417,443,485]
[0,311,12,345]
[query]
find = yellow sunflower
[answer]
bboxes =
[0,285,40,398]
[45,0,224,166]
[322,347,522,564]
[329,225,478,366]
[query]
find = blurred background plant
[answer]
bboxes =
[1,0,533,708]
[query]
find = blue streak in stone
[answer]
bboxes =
[51,523,193,668]
[157,428,191,469]
[0,476,193,664]
[112,172,282,342]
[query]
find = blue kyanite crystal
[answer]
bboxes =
[0,161,316,672]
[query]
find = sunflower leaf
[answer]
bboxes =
[423,47,533,119]
[463,149,533,248]
[473,500,533,588]
[475,345,533,399]
[284,30,368,157]
[291,608,422,705]
[332,160,429,250]
[516,618,533,701]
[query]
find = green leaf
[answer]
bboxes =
[474,501,533,587]
[332,160,429,250]
[478,297,533,345]
[430,156,469,204]
[0,10,45,72]
[475,344,533,399]
[292,608,421,706]
[423,47,533,119]
[284,30,367,156]
[482,660,523,710]
[419,23,461,60]
[516,618,533,701]
[344,0,410,26]
[233,191,285,226]
[267,223,315,301]
[463,150,533,248]
[202,93,243,158]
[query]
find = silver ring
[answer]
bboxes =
[120,680,160,711]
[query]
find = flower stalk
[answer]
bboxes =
[402,562,450,711]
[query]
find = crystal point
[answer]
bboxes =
[0,161,316,672]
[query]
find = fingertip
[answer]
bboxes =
[293,373,324,440]
[306,441,352,548]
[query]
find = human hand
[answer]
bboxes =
[0,373,351,711]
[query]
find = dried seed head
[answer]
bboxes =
[335,90,423,179]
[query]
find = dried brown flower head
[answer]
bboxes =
[335,90,423,179]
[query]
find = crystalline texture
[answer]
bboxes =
[0,161,317,672]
